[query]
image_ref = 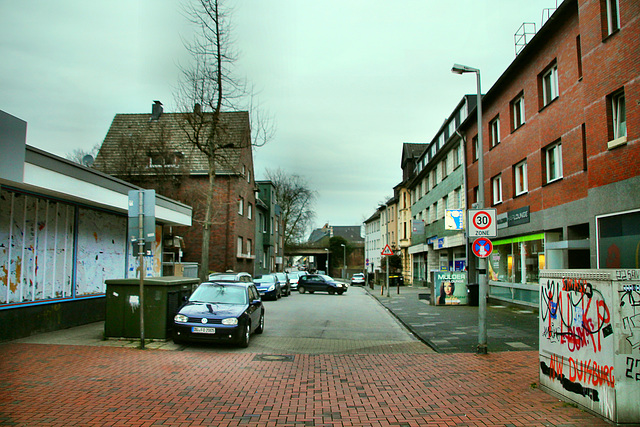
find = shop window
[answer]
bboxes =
[488,235,545,284]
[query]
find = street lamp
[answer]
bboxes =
[324,248,329,275]
[340,244,346,279]
[452,63,488,355]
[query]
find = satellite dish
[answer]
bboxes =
[82,155,94,167]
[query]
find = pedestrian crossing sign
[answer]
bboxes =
[381,244,394,256]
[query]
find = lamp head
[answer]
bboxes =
[451,63,479,74]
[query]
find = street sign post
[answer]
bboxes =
[381,245,394,296]
[468,209,497,237]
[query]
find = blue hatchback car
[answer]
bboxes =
[253,274,281,300]
[172,281,264,347]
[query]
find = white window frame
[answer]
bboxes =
[512,94,525,129]
[248,203,253,220]
[238,197,244,215]
[542,65,559,107]
[515,160,528,196]
[473,136,479,161]
[612,90,627,140]
[247,239,252,257]
[492,174,503,205]
[237,237,243,257]
[490,117,500,147]
[546,142,563,183]
[605,0,620,36]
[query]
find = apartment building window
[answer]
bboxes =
[492,174,503,205]
[545,142,563,183]
[248,203,253,220]
[511,93,525,131]
[472,135,479,161]
[490,116,500,147]
[431,169,437,188]
[443,195,449,212]
[514,160,528,196]
[611,89,627,140]
[442,156,448,178]
[604,0,621,36]
[238,197,244,215]
[237,237,243,257]
[541,64,559,107]
[247,239,252,257]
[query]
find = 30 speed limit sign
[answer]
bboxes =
[468,209,497,237]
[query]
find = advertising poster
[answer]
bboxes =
[435,271,468,305]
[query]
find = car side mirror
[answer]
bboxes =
[251,299,262,305]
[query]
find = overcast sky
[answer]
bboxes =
[1,0,558,233]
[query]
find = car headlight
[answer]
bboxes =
[222,318,238,326]
[268,285,275,291]
[174,314,188,323]
[337,283,344,287]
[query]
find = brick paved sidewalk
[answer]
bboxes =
[0,343,608,426]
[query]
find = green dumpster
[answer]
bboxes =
[105,276,199,340]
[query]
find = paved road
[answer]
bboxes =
[0,285,612,426]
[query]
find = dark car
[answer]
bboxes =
[297,274,347,295]
[253,274,281,300]
[173,281,264,347]
[274,272,291,296]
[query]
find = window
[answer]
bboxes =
[238,197,244,215]
[490,116,500,147]
[472,135,479,161]
[604,0,620,36]
[611,90,627,140]
[545,142,563,183]
[492,174,503,205]
[511,93,525,130]
[541,64,559,107]
[514,160,528,196]
[237,237,243,257]
[248,203,253,220]
[442,156,448,178]
[247,239,252,257]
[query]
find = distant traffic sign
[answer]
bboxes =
[468,209,497,237]
[472,238,493,258]
[381,245,394,256]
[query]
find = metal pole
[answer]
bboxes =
[138,191,145,350]
[386,256,390,297]
[475,69,488,355]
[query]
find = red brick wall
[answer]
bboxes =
[464,0,639,217]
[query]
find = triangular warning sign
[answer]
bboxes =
[381,244,394,256]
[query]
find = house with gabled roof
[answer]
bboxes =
[94,102,257,276]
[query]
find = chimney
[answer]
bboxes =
[194,103,202,114]
[151,100,163,120]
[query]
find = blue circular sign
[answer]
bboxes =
[472,238,493,258]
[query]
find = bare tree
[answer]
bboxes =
[174,0,273,281]
[265,168,317,248]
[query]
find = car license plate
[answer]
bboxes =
[192,326,216,334]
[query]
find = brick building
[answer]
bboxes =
[460,0,639,306]
[94,103,257,276]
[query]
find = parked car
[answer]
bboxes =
[208,271,253,283]
[287,271,305,291]
[253,274,281,300]
[350,273,365,286]
[274,272,291,296]
[297,274,347,295]
[173,281,264,347]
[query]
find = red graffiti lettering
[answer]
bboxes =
[568,357,615,388]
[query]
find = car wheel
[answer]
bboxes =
[256,312,265,334]
[238,323,250,348]
[328,289,335,295]
[298,285,306,294]
[338,290,344,295]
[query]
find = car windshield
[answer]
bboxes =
[189,283,247,304]
[353,274,364,278]
[253,275,276,284]
[275,273,286,280]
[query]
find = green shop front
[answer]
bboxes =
[487,233,545,307]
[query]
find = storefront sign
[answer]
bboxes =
[412,219,425,234]
[427,236,438,245]
[437,238,445,249]
[497,212,508,229]
[508,206,530,226]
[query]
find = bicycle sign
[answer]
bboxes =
[468,209,497,237]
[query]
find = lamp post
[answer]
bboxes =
[324,248,329,275]
[452,63,487,355]
[341,244,346,279]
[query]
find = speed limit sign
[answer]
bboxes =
[468,209,497,237]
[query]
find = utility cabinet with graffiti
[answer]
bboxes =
[539,269,640,424]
